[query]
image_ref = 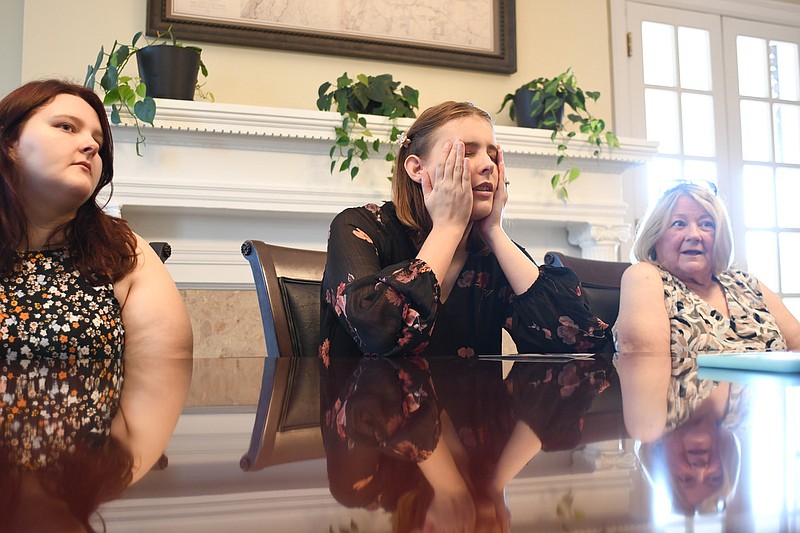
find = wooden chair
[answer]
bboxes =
[239,240,327,472]
[543,251,630,329]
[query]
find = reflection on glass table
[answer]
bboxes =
[320,355,615,533]
[6,353,799,532]
[0,357,131,532]
[616,350,800,532]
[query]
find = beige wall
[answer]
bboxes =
[18,0,614,127]
[0,0,24,97]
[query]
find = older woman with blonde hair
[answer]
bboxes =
[615,182,800,355]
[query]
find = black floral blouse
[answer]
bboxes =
[319,202,610,363]
[0,249,124,470]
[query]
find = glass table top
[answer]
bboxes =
[1,353,798,532]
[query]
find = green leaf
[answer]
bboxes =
[606,131,620,148]
[329,145,337,158]
[103,88,121,105]
[135,81,147,98]
[353,137,369,153]
[556,155,565,165]
[336,73,352,89]
[567,167,581,182]
[372,139,381,151]
[84,64,97,89]
[134,97,156,125]
[132,31,143,47]
[350,166,359,179]
[330,160,336,174]
[99,65,119,92]
[110,105,121,124]
[118,84,136,107]
[551,173,560,189]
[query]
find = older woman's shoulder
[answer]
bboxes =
[621,261,663,284]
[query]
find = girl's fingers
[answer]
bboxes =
[436,140,455,185]
[452,140,465,185]
[421,169,433,196]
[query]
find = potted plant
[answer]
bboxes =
[499,68,619,199]
[84,27,211,155]
[317,73,419,179]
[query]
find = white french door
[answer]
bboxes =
[616,0,800,309]
[722,17,800,314]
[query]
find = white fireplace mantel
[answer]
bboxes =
[109,99,657,288]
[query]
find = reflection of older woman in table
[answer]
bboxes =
[616,353,747,517]
[614,182,800,355]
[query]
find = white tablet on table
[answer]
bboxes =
[696,351,800,373]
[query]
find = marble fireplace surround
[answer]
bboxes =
[109,99,657,290]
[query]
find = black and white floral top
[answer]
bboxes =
[0,249,124,470]
[319,202,611,362]
[0,249,124,360]
[659,265,786,355]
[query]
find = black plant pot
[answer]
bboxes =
[513,89,564,131]
[136,45,200,100]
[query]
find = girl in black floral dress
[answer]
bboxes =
[0,80,193,529]
[320,101,611,532]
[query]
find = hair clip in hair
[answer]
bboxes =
[397,131,411,148]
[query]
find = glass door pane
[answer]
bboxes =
[724,18,800,301]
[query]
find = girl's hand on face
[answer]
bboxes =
[476,146,507,238]
[422,139,473,233]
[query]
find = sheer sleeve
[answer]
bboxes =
[507,265,613,353]
[323,206,439,356]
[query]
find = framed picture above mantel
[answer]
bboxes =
[146,0,517,74]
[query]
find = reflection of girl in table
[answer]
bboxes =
[0,358,133,532]
[321,356,613,533]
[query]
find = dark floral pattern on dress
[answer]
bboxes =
[320,202,612,363]
[1,249,124,361]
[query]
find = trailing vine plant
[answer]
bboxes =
[500,68,619,199]
[317,73,419,179]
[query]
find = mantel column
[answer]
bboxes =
[567,222,631,261]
